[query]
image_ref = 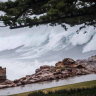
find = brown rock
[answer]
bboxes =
[0,56,95,89]
[88,55,96,62]
[17,82,22,86]
[63,58,78,68]
[40,65,51,69]
[76,65,85,69]
[63,58,75,65]
[55,61,64,68]
[0,67,6,83]
[4,80,13,84]
[0,85,8,89]
[55,58,77,68]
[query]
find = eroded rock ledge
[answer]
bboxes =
[0,55,96,89]
[0,67,6,83]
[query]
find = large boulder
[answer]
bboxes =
[63,58,75,65]
[63,58,78,68]
[0,67,6,83]
[55,61,64,68]
[55,58,77,68]
[40,65,51,69]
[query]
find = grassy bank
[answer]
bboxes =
[11,80,96,96]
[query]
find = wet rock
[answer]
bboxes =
[0,67,6,83]
[0,55,96,89]
[0,85,8,89]
[4,80,13,84]
[55,61,64,68]
[40,65,51,69]
[16,82,22,86]
[88,55,96,62]
[76,65,85,69]
[63,58,75,65]
[11,56,96,87]
[14,79,20,83]
[55,58,78,68]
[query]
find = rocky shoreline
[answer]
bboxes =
[0,55,96,89]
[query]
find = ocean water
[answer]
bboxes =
[0,24,96,80]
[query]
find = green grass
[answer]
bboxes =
[28,87,96,96]
[11,80,96,96]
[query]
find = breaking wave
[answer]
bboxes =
[0,24,96,58]
[0,24,96,80]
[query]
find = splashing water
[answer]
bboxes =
[0,24,96,80]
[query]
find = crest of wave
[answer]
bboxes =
[0,24,95,59]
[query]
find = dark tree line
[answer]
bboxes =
[0,0,96,29]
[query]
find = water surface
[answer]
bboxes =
[0,74,96,96]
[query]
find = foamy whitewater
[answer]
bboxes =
[0,24,96,80]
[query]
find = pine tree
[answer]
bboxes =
[0,0,96,29]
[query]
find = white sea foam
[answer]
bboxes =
[83,33,96,53]
[0,24,96,80]
[0,24,95,57]
[0,59,56,80]
[70,26,95,46]
[0,0,96,81]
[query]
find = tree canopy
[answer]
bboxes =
[0,0,96,29]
